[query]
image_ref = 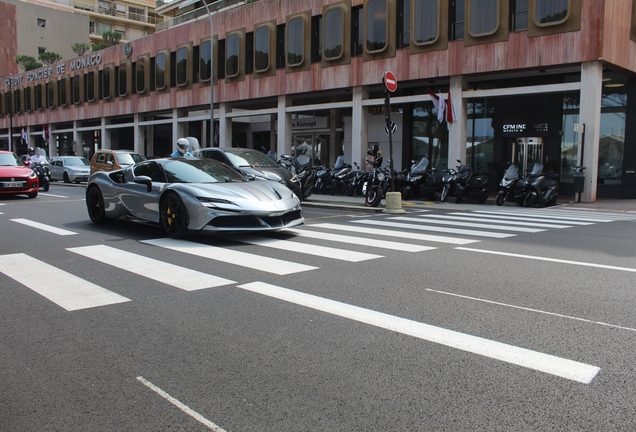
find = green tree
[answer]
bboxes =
[15,54,43,71]
[38,51,62,65]
[72,43,91,56]
[91,43,109,52]
[102,30,122,46]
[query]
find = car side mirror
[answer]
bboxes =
[134,175,153,192]
[243,172,256,181]
[107,161,114,166]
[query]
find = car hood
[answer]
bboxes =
[239,166,292,182]
[184,181,298,204]
[0,166,33,176]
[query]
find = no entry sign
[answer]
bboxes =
[383,71,397,92]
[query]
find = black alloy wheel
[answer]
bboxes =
[86,186,108,224]
[160,192,189,238]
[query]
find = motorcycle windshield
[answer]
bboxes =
[410,158,430,176]
[503,165,519,180]
[333,155,345,170]
[530,163,543,176]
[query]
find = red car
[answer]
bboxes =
[0,150,39,198]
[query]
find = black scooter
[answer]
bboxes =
[440,166,459,202]
[454,160,489,204]
[522,163,559,207]
[495,164,525,206]
[401,157,442,200]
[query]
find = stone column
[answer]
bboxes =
[351,86,369,168]
[277,95,292,156]
[579,61,603,202]
[448,75,467,167]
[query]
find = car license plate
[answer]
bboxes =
[3,182,24,188]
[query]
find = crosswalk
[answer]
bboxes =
[1,207,634,311]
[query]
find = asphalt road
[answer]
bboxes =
[2,184,636,431]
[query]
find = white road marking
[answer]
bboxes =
[424,214,573,229]
[0,253,130,311]
[237,236,383,261]
[472,210,614,223]
[449,212,593,226]
[142,238,318,275]
[395,216,545,233]
[426,288,636,332]
[68,245,235,291]
[311,222,479,245]
[456,247,636,272]
[237,282,600,384]
[285,228,436,252]
[137,377,226,432]
[38,192,69,198]
[356,219,515,238]
[11,218,77,236]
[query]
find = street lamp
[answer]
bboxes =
[0,74,14,152]
[179,0,219,147]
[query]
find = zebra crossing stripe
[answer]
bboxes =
[237,281,600,384]
[447,212,590,226]
[11,218,77,236]
[237,236,383,262]
[0,253,130,311]
[356,219,515,239]
[472,210,613,223]
[142,238,318,275]
[68,245,235,291]
[311,222,479,245]
[400,216,545,233]
[284,229,436,252]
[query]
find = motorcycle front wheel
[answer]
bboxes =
[455,189,464,204]
[496,191,506,206]
[402,186,413,201]
[440,186,449,202]
[365,188,382,207]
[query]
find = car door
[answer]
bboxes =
[119,161,165,222]
[50,158,63,180]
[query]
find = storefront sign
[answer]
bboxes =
[502,119,549,137]
[291,117,328,130]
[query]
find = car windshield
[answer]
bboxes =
[116,152,143,165]
[163,159,246,183]
[0,153,22,166]
[226,150,279,168]
[65,157,91,166]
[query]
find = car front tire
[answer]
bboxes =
[160,192,189,239]
[86,186,108,224]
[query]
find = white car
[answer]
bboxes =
[50,156,92,183]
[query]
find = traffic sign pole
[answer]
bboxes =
[382,72,396,193]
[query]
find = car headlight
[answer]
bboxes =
[196,196,234,208]
[28,171,37,179]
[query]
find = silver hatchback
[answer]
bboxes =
[50,156,92,183]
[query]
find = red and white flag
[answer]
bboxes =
[43,124,49,141]
[427,87,453,127]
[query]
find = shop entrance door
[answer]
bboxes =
[513,137,543,174]
[292,134,328,164]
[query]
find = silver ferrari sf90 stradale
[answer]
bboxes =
[86,157,304,238]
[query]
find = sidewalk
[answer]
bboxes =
[302,193,636,214]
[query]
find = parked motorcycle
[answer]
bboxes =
[401,157,442,200]
[454,159,489,204]
[346,163,368,196]
[440,166,459,202]
[313,164,332,194]
[330,155,352,195]
[495,164,525,206]
[31,161,51,192]
[522,163,559,207]
[294,154,316,200]
[364,166,391,207]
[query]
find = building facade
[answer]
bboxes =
[2,0,636,201]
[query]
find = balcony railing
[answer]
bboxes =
[156,0,250,31]
[73,1,162,25]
